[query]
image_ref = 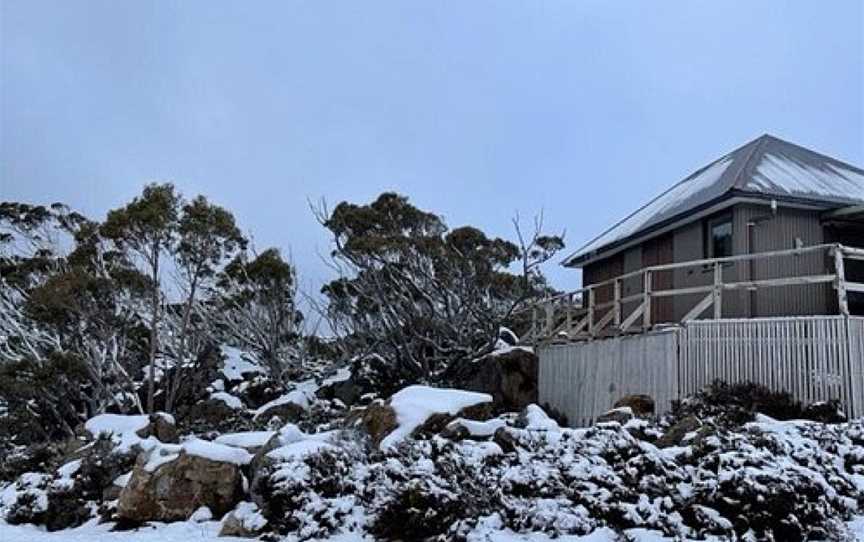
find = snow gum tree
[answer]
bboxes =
[163,196,246,411]
[214,248,303,383]
[100,183,180,413]
[317,192,564,380]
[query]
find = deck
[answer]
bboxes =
[526,243,864,344]
[529,244,864,426]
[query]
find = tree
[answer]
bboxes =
[164,196,245,411]
[101,183,180,413]
[316,193,564,380]
[214,248,303,382]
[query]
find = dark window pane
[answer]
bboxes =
[711,220,732,258]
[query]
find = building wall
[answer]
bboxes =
[734,204,831,316]
[580,203,834,321]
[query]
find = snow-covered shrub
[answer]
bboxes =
[254,444,364,539]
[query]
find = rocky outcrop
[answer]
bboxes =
[117,449,247,522]
[445,347,538,412]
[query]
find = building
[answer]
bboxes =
[534,135,864,426]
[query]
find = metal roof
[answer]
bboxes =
[563,134,864,267]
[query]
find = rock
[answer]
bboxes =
[802,401,847,424]
[445,348,538,412]
[178,398,250,434]
[318,355,403,407]
[347,402,398,448]
[117,451,246,522]
[219,502,268,538]
[612,394,655,417]
[143,414,178,443]
[253,400,305,425]
[656,415,701,447]
[492,427,520,454]
[595,407,633,425]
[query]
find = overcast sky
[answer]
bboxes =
[1,1,862,293]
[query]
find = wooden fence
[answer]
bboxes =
[527,243,864,344]
[538,316,864,426]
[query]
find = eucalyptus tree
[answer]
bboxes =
[101,183,180,413]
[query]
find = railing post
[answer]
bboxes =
[713,262,723,319]
[643,270,652,331]
[565,293,573,339]
[614,279,622,329]
[835,246,850,317]
[588,288,596,338]
[544,301,554,338]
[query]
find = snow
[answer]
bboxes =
[521,404,560,432]
[267,440,334,462]
[142,439,253,472]
[84,414,151,453]
[225,501,267,532]
[750,152,864,203]
[214,430,276,449]
[448,417,507,437]
[209,391,244,410]
[181,438,254,466]
[253,389,312,418]
[0,520,252,541]
[220,345,263,381]
[380,385,493,449]
[189,506,213,522]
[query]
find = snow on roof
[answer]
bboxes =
[380,385,493,449]
[564,135,864,266]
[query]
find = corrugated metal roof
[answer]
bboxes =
[563,134,864,267]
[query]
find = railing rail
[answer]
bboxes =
[526,243,864,343]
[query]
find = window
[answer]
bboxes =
[706,215,733,259]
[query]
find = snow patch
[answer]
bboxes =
[380,385,493,449]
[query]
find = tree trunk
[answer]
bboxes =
[146,244,160,414]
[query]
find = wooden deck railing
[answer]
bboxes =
[526,243,864,343]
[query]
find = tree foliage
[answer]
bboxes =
[318,192,563,379]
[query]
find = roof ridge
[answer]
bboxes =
[729,134,770,190]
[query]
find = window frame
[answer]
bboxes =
[704,213,734,260]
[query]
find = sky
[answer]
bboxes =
[1,1,863,294]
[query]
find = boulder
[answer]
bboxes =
[178,398,250,434]
[445,347,538,412]
[595,407,634,425]
[219,502,268,538]
[144,414,179,443]
[347,402,398,448]
[656,415,701,448]
[612,394,655,418]
[117,450,246,522]
[253,400,305,425]
[492,427,520,454]
[802,401,847,424]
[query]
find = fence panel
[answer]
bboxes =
[539,316,864,427]
[538,331,678,427]
[678,316,861,419]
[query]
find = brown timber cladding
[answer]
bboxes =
[581,203,834,322]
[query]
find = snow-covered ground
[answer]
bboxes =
[5,520,864,541]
